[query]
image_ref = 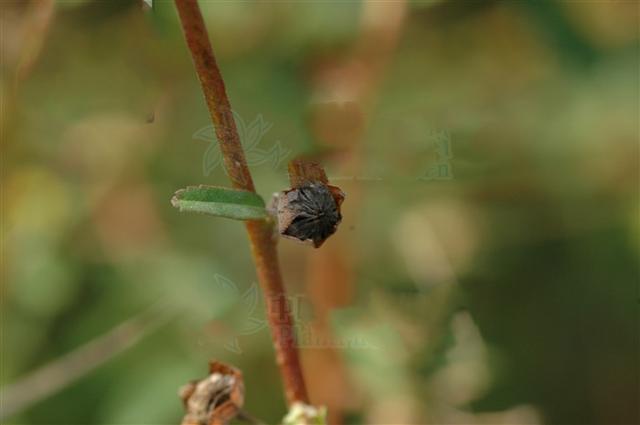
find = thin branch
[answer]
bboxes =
[0,300,174,420]
[173,0,309,406]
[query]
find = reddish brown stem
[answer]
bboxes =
[174,0,309,406]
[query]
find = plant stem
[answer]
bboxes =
[174,0,309,406]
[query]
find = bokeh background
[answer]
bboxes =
[1,1,638,424]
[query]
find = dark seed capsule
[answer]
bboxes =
[276,182,343,248]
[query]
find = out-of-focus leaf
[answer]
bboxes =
[171,185,268,220]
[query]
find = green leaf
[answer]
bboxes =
[171,185,268,221]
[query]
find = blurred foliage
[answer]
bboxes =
[1,1,638,425]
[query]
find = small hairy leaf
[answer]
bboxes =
[171,185,268,220]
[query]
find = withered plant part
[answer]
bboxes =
[274,159,345,248]
[179,361,245,425]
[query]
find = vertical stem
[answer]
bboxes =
[174,0,309,405]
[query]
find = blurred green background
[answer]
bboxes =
[1,1,638,424]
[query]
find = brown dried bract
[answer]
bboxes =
[288,158,329,187]
[179,361,244,425]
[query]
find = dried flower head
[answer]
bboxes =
[179,361,244,425]
[274,158,345,248]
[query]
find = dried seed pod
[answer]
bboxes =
[179,361,244,425]
[274,158,345,248]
